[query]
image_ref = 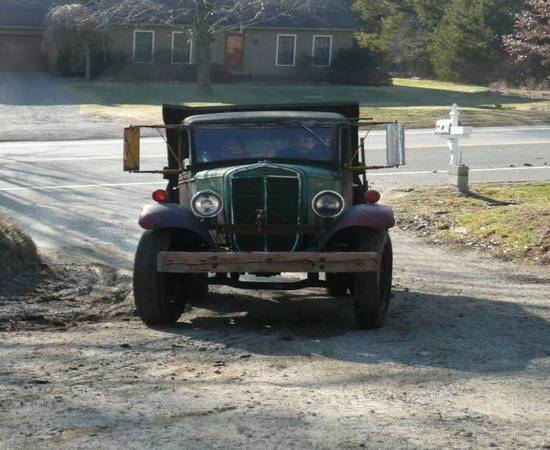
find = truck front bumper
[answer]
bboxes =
[158,252,379,273]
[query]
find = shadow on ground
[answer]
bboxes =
[0,73,81,106]
[70,82,540,108]
[139,286,550,375]
[0,73,540,108]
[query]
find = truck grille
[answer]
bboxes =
[230,167,300,251]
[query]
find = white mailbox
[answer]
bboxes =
[450,126,473,136]
[435,119,452,134]
[435,104,473,166]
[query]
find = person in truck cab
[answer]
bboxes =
[224,138,245,159]
[281,130,331,160]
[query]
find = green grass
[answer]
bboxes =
[69,77,550,127]
[392,78,489,93]
[72,78,550,127]
[390,183,550,265]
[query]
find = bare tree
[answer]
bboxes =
[77,0,311,92]
[43,4,103,80]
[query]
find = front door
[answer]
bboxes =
[225,34,244,71]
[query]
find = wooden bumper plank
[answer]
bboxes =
[158,252,379,273]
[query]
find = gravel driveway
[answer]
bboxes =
[0,72,122,141]
[1,229,548,449]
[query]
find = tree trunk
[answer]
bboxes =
[193,0,213,95]
[195,34,212,94]
[85,42,91,81]
[196,40,212,94]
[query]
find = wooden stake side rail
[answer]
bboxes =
[158,252,379,273]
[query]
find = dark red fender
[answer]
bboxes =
[320,203,395,248]
[138,203,214,247]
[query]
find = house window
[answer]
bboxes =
[312,35,332,66]
[172,32,192,64]
[133,30,154,63]
[276,34,296,66]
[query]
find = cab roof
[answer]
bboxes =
[183,111,347,126]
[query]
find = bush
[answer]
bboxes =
[54,47,128,78]
[94,50,128,77]
[295,53,329,82]
[328,46,391,86]
[210,63,231,83]
[0,215,40,272]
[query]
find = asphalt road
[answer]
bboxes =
[0,125,548,268]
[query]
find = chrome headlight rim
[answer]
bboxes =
[311,190,345,219]
[190,190,224,218]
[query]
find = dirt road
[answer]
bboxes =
[1,229,549,449]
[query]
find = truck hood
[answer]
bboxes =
[193,162,338,181]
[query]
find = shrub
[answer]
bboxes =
[328,46,391,86]
[295,53,329,82]
[54,47,128,78]
[210,63,231,83]
[0,215,40,272]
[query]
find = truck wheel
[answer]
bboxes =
[133,229,187,325]
[190,274,209,303]
[353,229,393,329]
[326,273,351,296]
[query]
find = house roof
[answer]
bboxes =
[0,0,356,30]
[258,0,357,30]
[117,0,357,30]
[0,0,60,28]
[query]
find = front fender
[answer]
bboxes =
[320,204,395,248]
[138,203,214,247]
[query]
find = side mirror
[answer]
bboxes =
[123,126,140,171]
[386,123,405,166]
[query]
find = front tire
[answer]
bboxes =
[326,273,352,296]
[133,230,187,325]
[353,229,393,329]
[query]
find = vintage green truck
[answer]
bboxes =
[123,102,405,329]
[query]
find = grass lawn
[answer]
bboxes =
[390,182,550,265]
[70,77,550,128]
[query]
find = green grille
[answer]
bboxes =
[230,168,300,251]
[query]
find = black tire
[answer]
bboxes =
[326,273,351,297]
[190,274,209,303]
[133,229,187,325]
[353,229,393,329]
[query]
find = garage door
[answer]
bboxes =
[0,33,47,71]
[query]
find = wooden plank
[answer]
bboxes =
[158,252,379,273]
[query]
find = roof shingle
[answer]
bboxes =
[0,0,60,27]
[0,0,356,30]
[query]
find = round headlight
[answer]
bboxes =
[312,190,345,219]
[191,191,223,218]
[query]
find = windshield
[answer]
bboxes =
[191,126,336,164]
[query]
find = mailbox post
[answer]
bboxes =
[435,104,472,193]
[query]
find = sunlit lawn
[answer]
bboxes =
[391,182,550,265]
[70,77,550,128]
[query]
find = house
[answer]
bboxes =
[0,0,357,80]
[0,0,57,71]
[108,1,357,80]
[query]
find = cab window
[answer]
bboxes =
[192,126,336,164]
